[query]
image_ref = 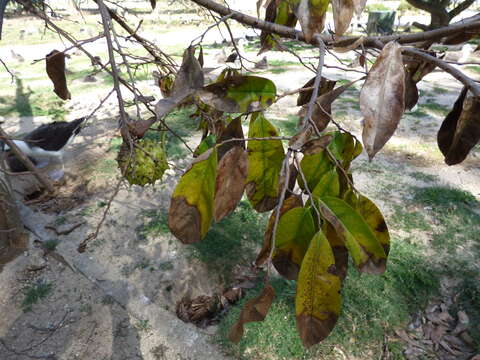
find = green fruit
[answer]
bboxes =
[117,138,168,186]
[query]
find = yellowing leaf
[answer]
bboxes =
[357,195,390,256]
[229,284,275,343]
[246,113,285,212]
[293,0,329,43]
[296,231,341,348]
[360,41,405,160]
[260,0,298,54]
[299,145,334,191]
[217,116,245,160]
[332,0,354,36]
[312,169,340,199]
[198,76,276,113]
[319,196,387,274]
[273,207,316,280]
[255,195,303,267]
[214,147,248,222]
[168,149,217,243]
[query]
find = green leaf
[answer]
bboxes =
[246,112,285,212]
[194,134,217,157]
[296,230,341,348]
[198,76,277,113]
[328,131,362,169]
[168,149,217,243]
[260,0,298,54]
[312,169,340,199]
[273,207,316,280]
[299,148,334,191]
[292,0,330,43]
[319,196,387,274]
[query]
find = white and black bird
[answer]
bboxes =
[0,118,85,179]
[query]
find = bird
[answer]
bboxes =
[254,56,268,70]
[1,117,85,180]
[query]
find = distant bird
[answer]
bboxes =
[1,118,85,179]
[10,49,25,63]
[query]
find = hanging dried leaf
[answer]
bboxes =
[168,149,217,243]
[46,50,71,100]
[255,195,303,267]
[353,0,367,15]
[246,113,285,212]
[150,0,156,10]
[297,77,337,107]
[319,196,387,274]
[438,87,480,165]
[214,147,248,222]
[331,0,354,36]
[260,0,298,54]
[272,207,316,280]
[217,116,245,160]
[198,76,277,113]
[198,45,204,68]
[360,41,405,159]
[229,285,275,343]
[155,46,204,119]
[404,69,419,111]
[296,231,341,348]
[294,0,329,43]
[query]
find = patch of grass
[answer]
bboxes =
[420,100,450,116]
[163,107,199,158]
[432,86,449,95]
[408,109,429,118]
[135,209,169,242]
[466,65,480,74]
[22,281,53,311]
[409,171,438,183]
[268,67,289,74]
[135,319,151,332]
[268,59,299,67]
[189,200,267,281]
[218,240,439,359]
[271,115,298,136]
[390,203,432,232]
[42,239,59,251]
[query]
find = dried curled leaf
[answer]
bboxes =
[168,149,217,243]
[438,87,480,165]
[360,41,405,159]
[229,285,275,343]
[198,76,276,113]
[296,231,341,348]
[214,147,248,222]
[297,77,337,107]
[332,0,354,36]
[46,50,71,100]
[246,113,284,212]
[217,116,245,160]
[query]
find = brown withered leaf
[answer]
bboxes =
[198,45,204,68]
[46,50,71,100]
[259,0,278,54]
[229,285,275,343]
[404,69,419,111]
[214,147,248,222]
[150,0,156,10]
[299,77,364,131]
[438,88,480,165]
[297,77,337,106]
[360,41,405,159]
[217,116,245,160]
[255,195,303,266]
[155,46,204,119]
[323,222,348,281]
[438,87,468,157]
[301,134,333,155]
[331,0,354,36]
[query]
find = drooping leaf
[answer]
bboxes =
[255,195,303,267]
[198,76,276,113]
[217,116,245,160]
[155,46,204,119]
[405,52,439,84]
[246,112,284,212]
[299,137,334,191]
[327,131,361,169]
[319,196,387,274]
[260,0,298,54]
[323,222,349,281]
[229,284,275,343]
[331,0,354,36]
[273,207,316,280]
[198,45,204,68]
[297,77,337,107]
[312,169,341,199]
[214,147,248,222]
[360,41,405,160]
[46,50,71,100]
[293,0,329,43]
[404,69,419,111]
[356,194,390,256]
[150,0,156,10]
[168,149,217,243]
[296,230,341,348]
[438,88,480,165]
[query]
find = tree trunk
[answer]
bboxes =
[0,169,28,272]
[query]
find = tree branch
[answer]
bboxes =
[449,0,476,19]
